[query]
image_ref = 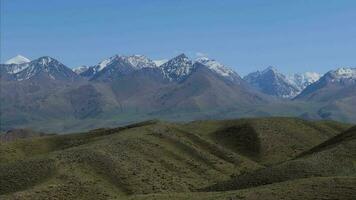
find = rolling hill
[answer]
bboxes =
[0,117,354,200]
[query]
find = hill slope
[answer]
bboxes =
[0,118,353,199]
[203,125,356,191]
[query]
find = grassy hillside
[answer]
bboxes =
[132,177,356,200]
[203,125,356,191]
[0,118,354,200]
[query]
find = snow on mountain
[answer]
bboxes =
[14,56,79,81]
[93,55,157,74]
[73,65,89,74]
[5,55,31,65]
[122,55,157,69]
[287,72,322,91]
[79,54,159,80]
[244,66,300,98]
[295,67,356,101]
[330,67,356,79]
[161,54,194,81]
[153,59,168,66]
[97,55,120,72]
[2,63,30,74]
[195,57,236,77]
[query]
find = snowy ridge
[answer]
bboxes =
[5,55,31,65]
[122,55,157,69]
[3,55,31,74]
[97,55,120,72]
[153,59,168,66]
[92,55,157,74]
[73,65,89,74]
[195,57,237,78]
[161,54,193,81]
[244,66,300,98]
[331,67,356,79]
[13,56,78,81]
[3,63,30,74]
[287,72,322,91]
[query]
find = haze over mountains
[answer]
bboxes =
[1,54,356,132]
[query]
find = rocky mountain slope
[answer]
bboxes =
[243,67,300,98]
[294,67,356,122]
[1,54,270,133]
[1,54,355,132]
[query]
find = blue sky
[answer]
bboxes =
[1,0,355,75]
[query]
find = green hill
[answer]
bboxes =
[203,125,356,192]
[0,118,354,200]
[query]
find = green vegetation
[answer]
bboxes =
[0,117,355,199]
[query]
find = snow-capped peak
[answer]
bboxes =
[122,55,157,69]
[97,55,120,71]
[73,65,89,74]
[331,67,356,79]
[303,72,322,82]
[5,55,31,65]
[153,59,168,66]
[160,54,193,81]
[37,56,54,66]
[287,72,322,91]
[262,66,278,74]
[244,66,300,98]
[195,57,237,77]
[95,54,157,72]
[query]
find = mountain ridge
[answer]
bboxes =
[1,54,356,132]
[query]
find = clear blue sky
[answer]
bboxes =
[1,0,355,75]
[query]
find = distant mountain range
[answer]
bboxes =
[1,54,355,132]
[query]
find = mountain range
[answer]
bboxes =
[1,54,355,132]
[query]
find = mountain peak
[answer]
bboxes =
[122,55,157,69]
[331,67,356,79]
[244,67,299,98]
[161,54,193,81]
[195,56,211,63]
[34,56,65,68]
[5,55,31,65]
[287,72,322,91]
[176,53,188,59]
[73,65,89,74]
[263,66,278,73]
[97,55,120,71]
[195,57,239,80]
[153,59,168,66]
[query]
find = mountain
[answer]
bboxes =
[79,55,158,80]
[4,55,30,65]
[1,54,356,132]
[244,67,299,98]
[195,57,242,83]
[72,65,89,74]
[153,59,168,66]
[13,56,80,81]
[1,56,79,81]
[160,54,194,81]
[153,62,268,115]
[1,54,275,133]
[294,67,356,122]
[295,67,356,102]
[287,72,321,91]
[0,118,354,199]
[1,62,30,75]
